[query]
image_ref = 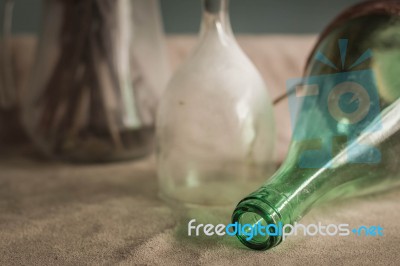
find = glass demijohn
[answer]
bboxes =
[157,0,275,206]
[19,0,169,162]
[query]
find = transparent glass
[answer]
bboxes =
[14,0,170,162]
[232,1,400,250]
[157,0,275,206]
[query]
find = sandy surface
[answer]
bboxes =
[0,154,399,265]
[0,36,399,265]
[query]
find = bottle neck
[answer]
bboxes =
[231,166,333,250]
[200,0,233,38]
[231,124,399,251]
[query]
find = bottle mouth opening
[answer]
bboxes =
[204,0,228,14]
[231,199,282,250]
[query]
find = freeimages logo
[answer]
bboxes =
[286,39,382,169]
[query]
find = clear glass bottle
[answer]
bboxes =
[157,0,275,206]
[16,0,169,162]
[232,0,400,250]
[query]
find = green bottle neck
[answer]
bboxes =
[231,163,340,250]
[231,122,400,251]
[231,187,289,250]
[231,138,377,250]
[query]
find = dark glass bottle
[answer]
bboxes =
[17,0,169,162]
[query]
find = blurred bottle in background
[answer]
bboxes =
[1,0,169,162]
[157,0,275,206]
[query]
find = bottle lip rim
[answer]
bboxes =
[231,198,283,250]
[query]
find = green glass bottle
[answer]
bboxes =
[232,0,400,250]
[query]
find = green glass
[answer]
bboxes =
[232,1,400,250]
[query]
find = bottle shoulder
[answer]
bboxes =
[166,35,269,96]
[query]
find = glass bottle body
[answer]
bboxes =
[232,1,400,250]
[157,0,275,206]
[21,0,169,162]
